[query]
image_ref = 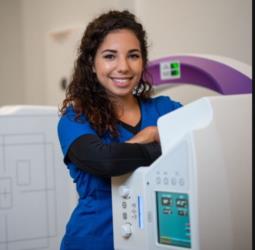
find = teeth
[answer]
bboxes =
[114,79,128,83]
[112,78,130,83]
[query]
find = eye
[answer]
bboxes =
[103,54,115,60]
[129,53,141,59]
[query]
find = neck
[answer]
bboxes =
[113,95,136,113]
[112,95,141,126]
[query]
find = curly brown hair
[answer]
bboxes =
[60,10,153,137]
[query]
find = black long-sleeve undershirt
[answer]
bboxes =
[66,134,161,177]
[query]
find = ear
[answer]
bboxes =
[89,55,96,73]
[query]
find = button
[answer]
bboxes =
[163,208,172,214]
[156,176,161,184]
[131,203,136,208]
[171,177,177,185]
[178,210,188,216]
[163,177,169,185]
[119,186,130,199]
[122,201,127,209]
[121,223,132,238]
[122,212,127,220]
[131,214,137,219]
[161,197,172,206]
[179,178,185,186]
[176,199,188,208]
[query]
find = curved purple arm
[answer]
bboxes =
[145,55,252,95]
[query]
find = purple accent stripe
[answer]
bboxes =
[145,55,252,95]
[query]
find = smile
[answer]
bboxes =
[110,77,134,87]
[110,77,133,83]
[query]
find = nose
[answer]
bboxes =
[117,57,130,73]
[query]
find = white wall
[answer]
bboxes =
[21,0,124,105]
[135,0,252,64]
[0,0,252,106]
[0,0,25,106]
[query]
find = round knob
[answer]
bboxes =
[121,223,132,238]
[119,185,130,198]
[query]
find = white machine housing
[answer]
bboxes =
[0,106,76,250]
[111,94,252,250]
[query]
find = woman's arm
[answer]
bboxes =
[66,127,161,177]
[126,126,160,144]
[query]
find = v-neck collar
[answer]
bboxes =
[118,97,143,134]
[118,118,141,134]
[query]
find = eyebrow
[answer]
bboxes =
[129,49,141,53]
[101,49,141,54]
[101,49,117,54]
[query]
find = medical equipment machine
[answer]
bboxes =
[112,54,252,250]
[0,106,76,250]
[111,94,251,250]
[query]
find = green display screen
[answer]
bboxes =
[156,192,191,248]
[170,62,180,69]
[170,62,181,77]
[160,60,181,79]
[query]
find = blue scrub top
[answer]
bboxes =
[58,96,182,250]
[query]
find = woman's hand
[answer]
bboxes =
[126,126,160,144]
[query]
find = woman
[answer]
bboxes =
[58,9,182,250]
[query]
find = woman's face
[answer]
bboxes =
[93,29,143,100]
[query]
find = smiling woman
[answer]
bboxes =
[57,9,182,250]
[93,29,143,101]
